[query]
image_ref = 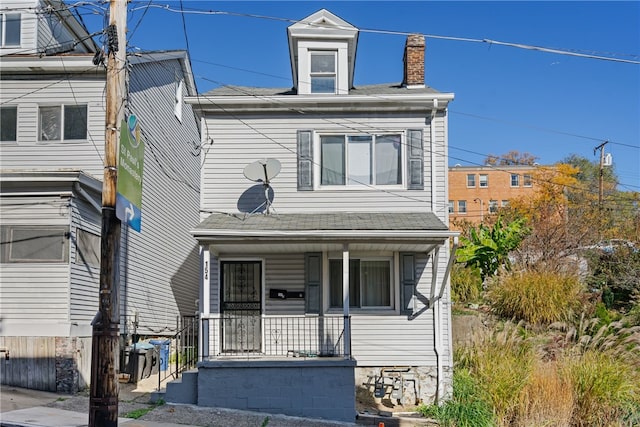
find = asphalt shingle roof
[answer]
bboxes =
[202,83,441,97]
[195,212,448,232]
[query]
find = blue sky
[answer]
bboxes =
[80,1,640,190]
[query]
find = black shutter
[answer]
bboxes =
[400,253,416,315]
[406,129,424,190]
[297,130,313,190]
[305,252,322,314]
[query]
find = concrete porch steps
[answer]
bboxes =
[164,369,198,404]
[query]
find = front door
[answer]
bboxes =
[220,261,262,353]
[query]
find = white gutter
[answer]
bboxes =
[0,56,103,73]
[185,93,454,107]
[192,229,458,240]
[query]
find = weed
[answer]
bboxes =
[418,369,493,427]
[124,407,154,419]
[260,416,270,427]
[450,263,483,304]
[55,397,67,402]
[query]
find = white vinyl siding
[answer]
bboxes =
[0,196,71,330]
[201,112,446,219]
[0,77,106,177]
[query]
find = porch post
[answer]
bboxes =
[199,245,210,360]
[342,244,351,359]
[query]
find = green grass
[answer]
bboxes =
[124,407,155,419]
[418,369,494,427]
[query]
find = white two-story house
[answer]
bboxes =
[0,0,201,392]
[179,8,458,422]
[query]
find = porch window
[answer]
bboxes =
[1,225,69,263]
[329,258,391,308]
[1,106,17,142]
[320,134,401,186]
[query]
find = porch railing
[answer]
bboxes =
[154,315,198,391]
[200,315,347,359]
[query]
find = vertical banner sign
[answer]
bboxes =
[116,115,144,232]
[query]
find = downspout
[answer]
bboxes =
[342,244,351,359]
[430,99,438,212]
[433,236,459,404]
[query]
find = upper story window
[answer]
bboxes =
[1,105,17,142]
[523,174,533,187]
[448,200,454,214]
[511,174,520,187]
[479,174,488,188]
[310,51,337,94]
[39,105,87,141]
[321,134,401,186]
[1,13,21,47]
[1,225,69,263]
[458,200,467,214]
[466,174,476,187]
[297,129,423,191]
[329,258,392,309]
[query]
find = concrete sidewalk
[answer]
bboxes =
[1,406,202,427]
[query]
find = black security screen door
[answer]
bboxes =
[220,261,262,352]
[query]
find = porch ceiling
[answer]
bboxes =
[192,212,457,254]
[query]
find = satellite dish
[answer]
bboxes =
[243,159,281,214]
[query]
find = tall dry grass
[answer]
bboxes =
[516,361,574,427]
[486,270,583,325]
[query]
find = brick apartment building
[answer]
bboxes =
[449,165,539,227]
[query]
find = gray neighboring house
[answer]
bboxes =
[0,0,201,392]
[174,9,458,422]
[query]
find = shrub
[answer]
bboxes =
[561,350,640,426]
[486,270,583,325]
[418,369,494,427]
[450,263,483,304]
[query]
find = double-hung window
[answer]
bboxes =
[489,200,498,213]
[1,13,21,47]
[466,174,476,187]
[511,174,520,187]
[523,174,533,187]
[329,258,392,309]
[39,105,88,141]
[1,106,17,142]
[320,134,401,186]
[458,200,467,214]
[479,174,488,188]
[310,51,336,94]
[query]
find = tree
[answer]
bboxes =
[456,217,530,281]
[485,151,539,166]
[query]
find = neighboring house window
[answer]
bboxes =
[76,229,100,268]
[479,174,488,187]
[1,105,17,142]
[458,200,467,214]
[310,51,336,94]
[1,225,69,263]
[1,13,21,47]
[320,134,401,186]
[448,200,454,213]
[329,258,392,308]
[489,200,498,213]
[511,174,520,187]
[501,200,509,208]
[523,174,533,187]
[39,105,87,141]
[466,174,476,187]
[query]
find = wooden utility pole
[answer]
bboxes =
[89,1,127,426]
[594,141,609,208]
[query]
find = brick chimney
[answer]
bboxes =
[403,34,425,88]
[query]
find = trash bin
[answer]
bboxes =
[128,342,155,383]
[150,339,170,371]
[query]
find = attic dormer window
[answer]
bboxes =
[310,51,336,94]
